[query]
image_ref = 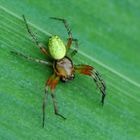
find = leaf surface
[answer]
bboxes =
[0,1,140,140]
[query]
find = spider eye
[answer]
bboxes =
[69,74,75,80]
[61,77,67,82]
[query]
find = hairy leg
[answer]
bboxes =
[51,92,66,119]
[42,86,49,128]
[50,17,72,38]
[75,65,106,105]
[42,74,65,127]
[22,15,49,56]
[11,51,52,66]
[50,17,78,52]
[69,38,78,57]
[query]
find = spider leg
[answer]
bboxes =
[11,51,52,66]
[69,38,78,57]
[22,15,49,56]
[91,70,106,105]
[51,92,66,120]
[50,17,77,51]
[42,86,49,128]
[74,65,106,105]
[50,17,72,38]
[42,74,65,127]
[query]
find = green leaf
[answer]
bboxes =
[0,0,140,140]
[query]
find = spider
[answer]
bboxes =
[11,15,106,127]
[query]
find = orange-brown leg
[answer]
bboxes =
[74,65,106,105]
[22,15,49,56]
[42,74,65,127]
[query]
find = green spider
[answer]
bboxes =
[11,15,106,127]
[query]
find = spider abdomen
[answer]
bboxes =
[48,35,66,60]
[54,57,74,82]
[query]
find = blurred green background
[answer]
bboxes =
[0,0,140,140]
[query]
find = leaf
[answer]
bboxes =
[0,1,140,140]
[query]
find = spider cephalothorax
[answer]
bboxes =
[11,15,106,128]
[54,56,75,82]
